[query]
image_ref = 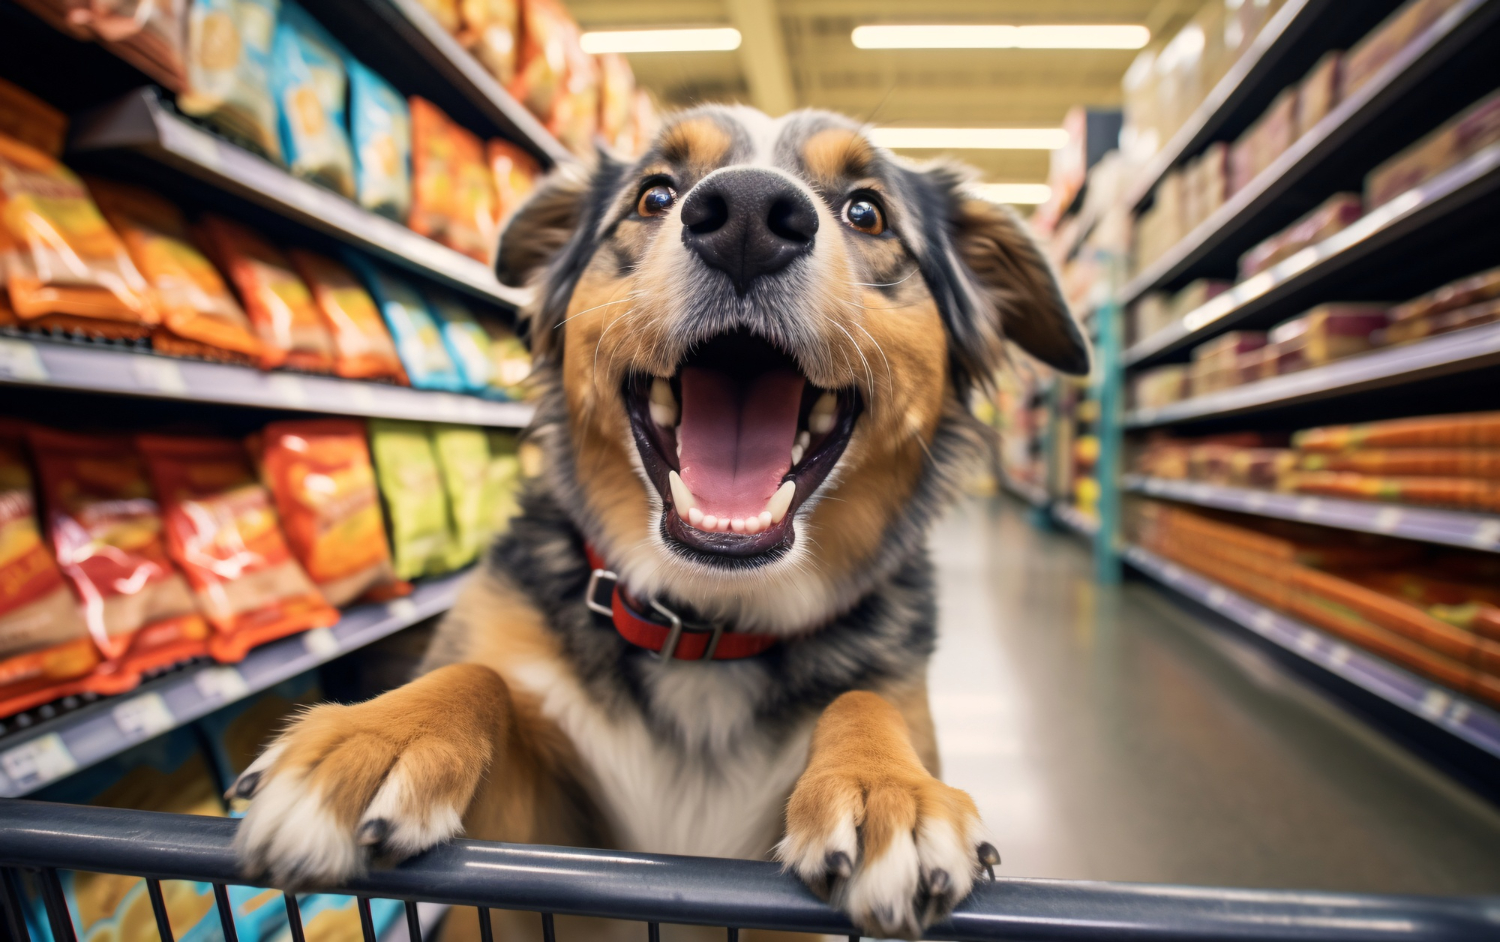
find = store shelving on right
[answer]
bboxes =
[1100,0,1500,767]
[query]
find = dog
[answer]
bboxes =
[229,104,1089,940]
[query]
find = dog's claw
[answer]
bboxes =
[977,842,1000,881]
[228,771,261,800]
[357,818,391,847]
[825,851,853,880]
[926,868,951,896]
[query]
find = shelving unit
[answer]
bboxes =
[0,570,473,797]
[1124,476,1500,552]
[0,336,535,427]
[1124,545,1500,761]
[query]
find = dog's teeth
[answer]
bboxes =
[702,514,718,530]
[668,471,697,514]
[790,443,804,466]
[688,507,704,527]
[766,480,795,524]
[744,515,762,534]
[796,430,810,449]
[718,517,732,532]
[649,378,678,426]
[730,518,746,533]
[808,392,837,435]
[758,511,772,529]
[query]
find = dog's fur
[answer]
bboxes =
[232,105,1088,940]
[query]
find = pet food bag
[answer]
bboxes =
[29,428,210,677]
[288,250,406,381]
[258,419,408,606]
[481,316,532,399]
[89,0,191,92]
[198,215,337,372]
[271,2,356,197]
[348,59,412,221]
[87,179,263,363]
[431,424,491,568]
[179,0,282,161]
[484,429,521,533]
[369,419,454,578]
[0,431,101,718]
[509,0,570,123]
[458,0,518,84]
[409,96,497,262]
[347,256,464,390]
[138,434,338,661]
[0,135,158,336]
[0,78,69,158]
[425,288,493,391]
[486,138,539,229]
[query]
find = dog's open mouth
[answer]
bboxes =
[625,330,861,561]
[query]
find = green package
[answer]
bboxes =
[431,424,492,568]
[485,429,522,535]
[368,419,453,578]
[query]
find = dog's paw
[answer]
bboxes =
[231,664,504,888]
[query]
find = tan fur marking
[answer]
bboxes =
[660,117,733,170]
[803,128,874,182]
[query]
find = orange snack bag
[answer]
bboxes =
[486,139,539,230]
[196,216,336,372]
[137,434,338,662]
[458,0,518,85]
[508,0,570,125]
[286,250,406,382]
[0,430,104,717]
[258,419,409,606]
[0,77,69,158]
[597,53,634,151]
[409,97,497,262]
[0,134,157,331]
[29,429,210,676]
[87,180,262,363]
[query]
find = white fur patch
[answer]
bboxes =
[236,774,361,887]
[846,827,922,938]
[915,814,978,904]
[360,762,465,857]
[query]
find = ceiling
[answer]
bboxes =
[566,0,1199,185]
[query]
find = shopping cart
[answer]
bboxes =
[1,799,1496,942]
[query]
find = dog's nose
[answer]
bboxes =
[680,169,818,294]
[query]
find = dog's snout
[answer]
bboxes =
[681,170,818,294]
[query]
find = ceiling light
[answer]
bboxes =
[579,28,741,54]
[867,127,1069,150]
[972,183,1053,205]
[851,24,1150,50]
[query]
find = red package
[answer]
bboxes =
[287,250,406,382]
[137,434,338,661]
[29,428,210,677]
[409,97,497,262]
[196,216,337,372]
[257,420,409,606]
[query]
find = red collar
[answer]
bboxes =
[584,545,779,660]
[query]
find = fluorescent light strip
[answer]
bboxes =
[972,183,1053,205]
[867,127,1068,150]
[580,28,742,54]
[852,24,1150,50]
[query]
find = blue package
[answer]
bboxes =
[345,254,464,391]
[180,0,284,162]
[425,289,494,392]
[271,2,356,197]
[347,58,413,221]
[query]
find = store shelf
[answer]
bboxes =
[1124,476,1500,552]
[1125,139,1500,368]
[1126,320,1500,427]
[68,88,529,309]
[1124,544,1500,760]
[0,336,535,427]
[1002,476,1050,510]
[302,0,570,167]
[0,570,472,797]
[1121,0,1500,309]
[1053,502,1101,538]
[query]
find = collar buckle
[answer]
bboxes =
[587,567,727,661]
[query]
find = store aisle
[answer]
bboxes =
[927,498,1500,894]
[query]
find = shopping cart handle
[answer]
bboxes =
[2,799,1497,941]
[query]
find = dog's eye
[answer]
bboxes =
[841,197,885,235]
[638,184,677,217]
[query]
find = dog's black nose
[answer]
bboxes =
[680,169,818,294]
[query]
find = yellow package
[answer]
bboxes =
[431,424,491,568]
[180,0,283,161]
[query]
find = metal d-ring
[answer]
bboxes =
[585,569,618,617]
[649,599,685,660]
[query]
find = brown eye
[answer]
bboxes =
[841,197,885,235]
[638,184,677,217]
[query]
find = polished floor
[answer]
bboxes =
[928,498,1500,894]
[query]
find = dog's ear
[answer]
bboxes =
[914,164,1090,383]
[495,152,624,358]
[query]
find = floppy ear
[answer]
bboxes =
[495,152,624,359]
[913,164,1090,382]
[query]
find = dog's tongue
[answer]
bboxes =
[678,366,804,520]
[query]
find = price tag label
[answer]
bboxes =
[1297,629,1319,652]
[1373,507,1403,533]
[195,666,250,703]
[346,383,378,412]
[113,693,175,739]
[132,355,187,394]
[269,374,307,407]
[1253,609,1276,633]
[303,627,339,657]
[434,394,460,418]
[1244,491,1267,510]
[1206,587,1227,607]
[1420,689,1451,718]
[1,734,77,786]
[0,338,47,381]
[1471,519,1500,549]
[1328,644,1352,666]
[1295,497,1321,519]
[386,598,418,621]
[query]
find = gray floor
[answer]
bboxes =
[927,497,1500,894]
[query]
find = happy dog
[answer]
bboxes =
[231,104,1088,940]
